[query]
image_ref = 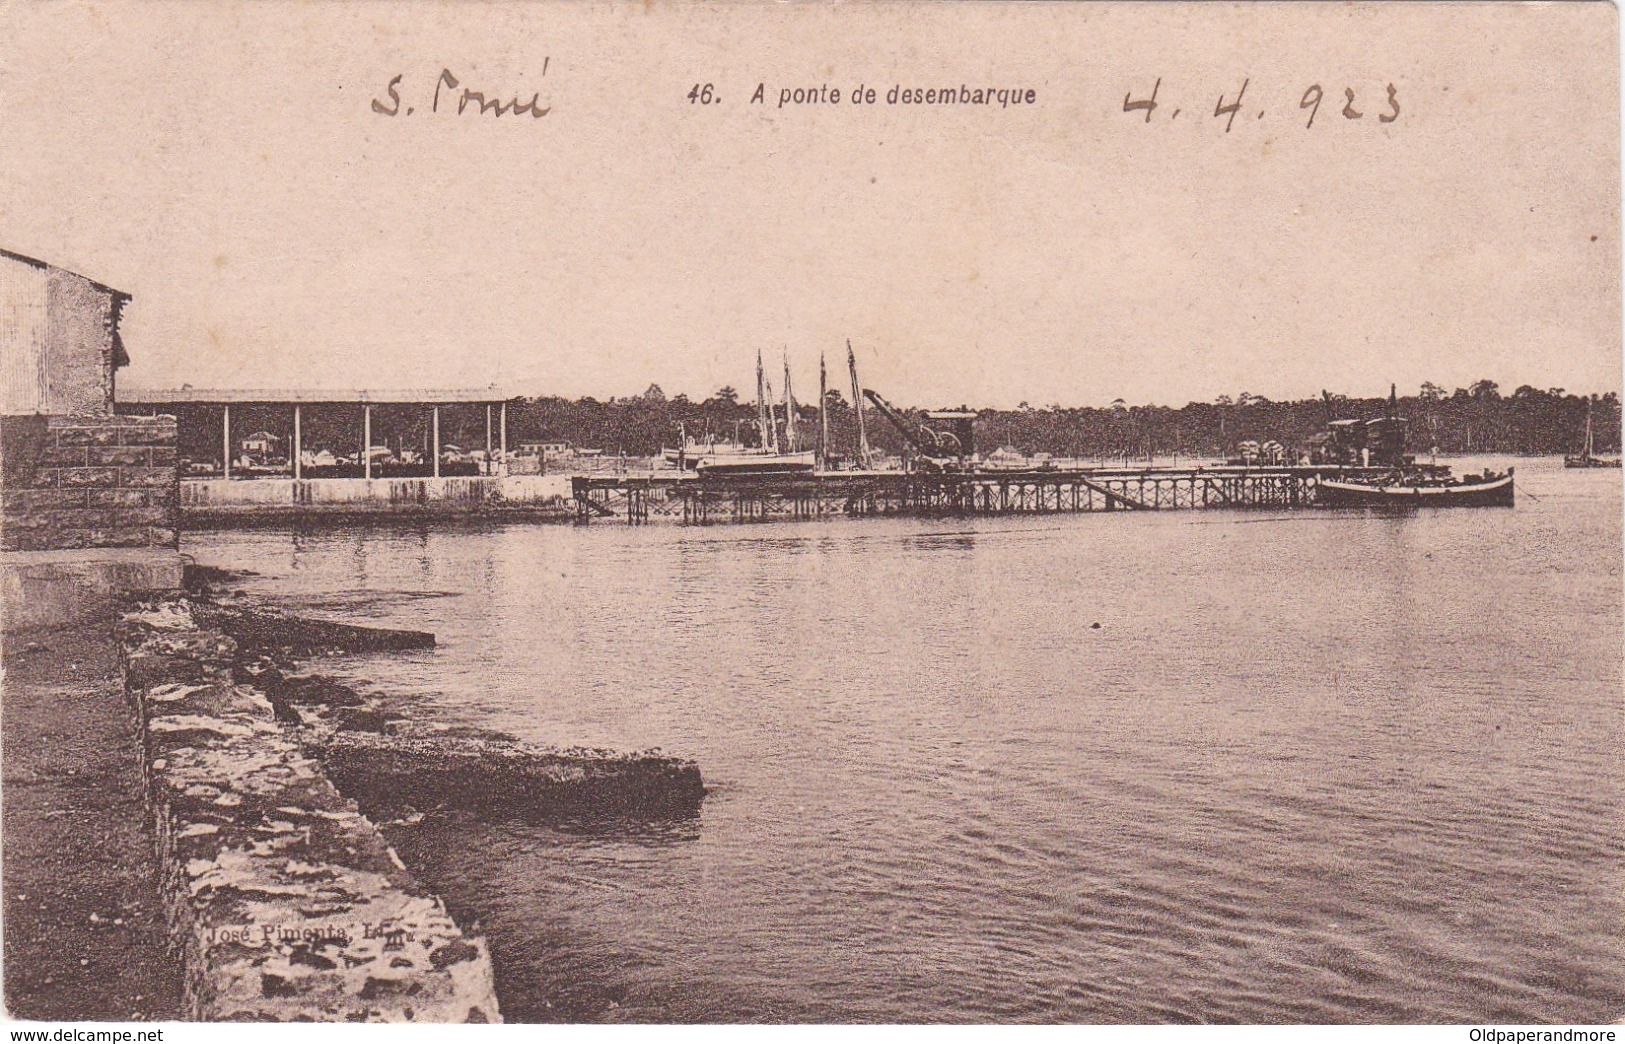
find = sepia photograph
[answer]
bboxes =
[0,0,1620,1029]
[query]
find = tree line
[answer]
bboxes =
[148,381,1621,465]
[501,381,1621,460]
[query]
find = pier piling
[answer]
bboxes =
[569,464,1413,525]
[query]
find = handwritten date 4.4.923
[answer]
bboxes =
[1123,79,1400,130]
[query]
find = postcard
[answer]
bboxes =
[1,0,1619,1029]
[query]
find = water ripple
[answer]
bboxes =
[190,459,1622,1023]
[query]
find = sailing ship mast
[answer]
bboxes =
[1564,396,1620,467]
[765,378,781,453]
[782,353,800,453]
[847,340,870,468]
[755,350,771,451]
[819,352,830,469]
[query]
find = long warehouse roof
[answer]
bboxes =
[119,387,515,405]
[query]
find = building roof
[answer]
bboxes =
[3,248,133,370]
[119,386,515,405]
[0,247,130,302]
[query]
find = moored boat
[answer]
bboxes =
[1564,401,1622,467]
[664,434,758,469]
[695,452,816,477]
[676,350,822,478]
[1317,468,1515,508]
[1565,454,1622,468]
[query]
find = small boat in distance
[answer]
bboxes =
[1564,401,1622,468]
[695,453,816,478]
[1318,467,1516,508]
[664,431,754,468]
[664,432,818,475]
[669,350,821,478]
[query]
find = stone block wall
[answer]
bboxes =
[117,602,501,1022]
[2,414,178,551]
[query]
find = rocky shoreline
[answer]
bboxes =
[111,584,705,1021]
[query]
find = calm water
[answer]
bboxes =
[188,457,1624,1023]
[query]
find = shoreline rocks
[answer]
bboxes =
[193,604,435,657]
[114,593,707,1020]
[303,731,707,820]
[117,601,500,1022]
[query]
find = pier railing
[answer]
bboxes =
[570,465,1414,524]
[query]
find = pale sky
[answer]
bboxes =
[1,1,1618,409]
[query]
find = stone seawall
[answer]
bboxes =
[1,414,179,551]
[2,547,183,628]
[116,602,501,1022]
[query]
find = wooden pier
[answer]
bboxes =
[571,465,1439,524]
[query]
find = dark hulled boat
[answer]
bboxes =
[1318,468,1515,508]
[1308,385,1516,507]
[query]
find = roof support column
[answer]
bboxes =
[433,405,441,479]
[486,404,493,476]
[364,405,372,480]
[499,402,507,461]
[223,404,231,480]
[293,405,302,480]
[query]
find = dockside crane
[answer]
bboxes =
[861,389,974,470]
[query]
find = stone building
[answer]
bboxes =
[1,248,131,415]
[1,249,181,625]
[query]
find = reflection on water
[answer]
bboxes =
[189,459,1624,1023]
